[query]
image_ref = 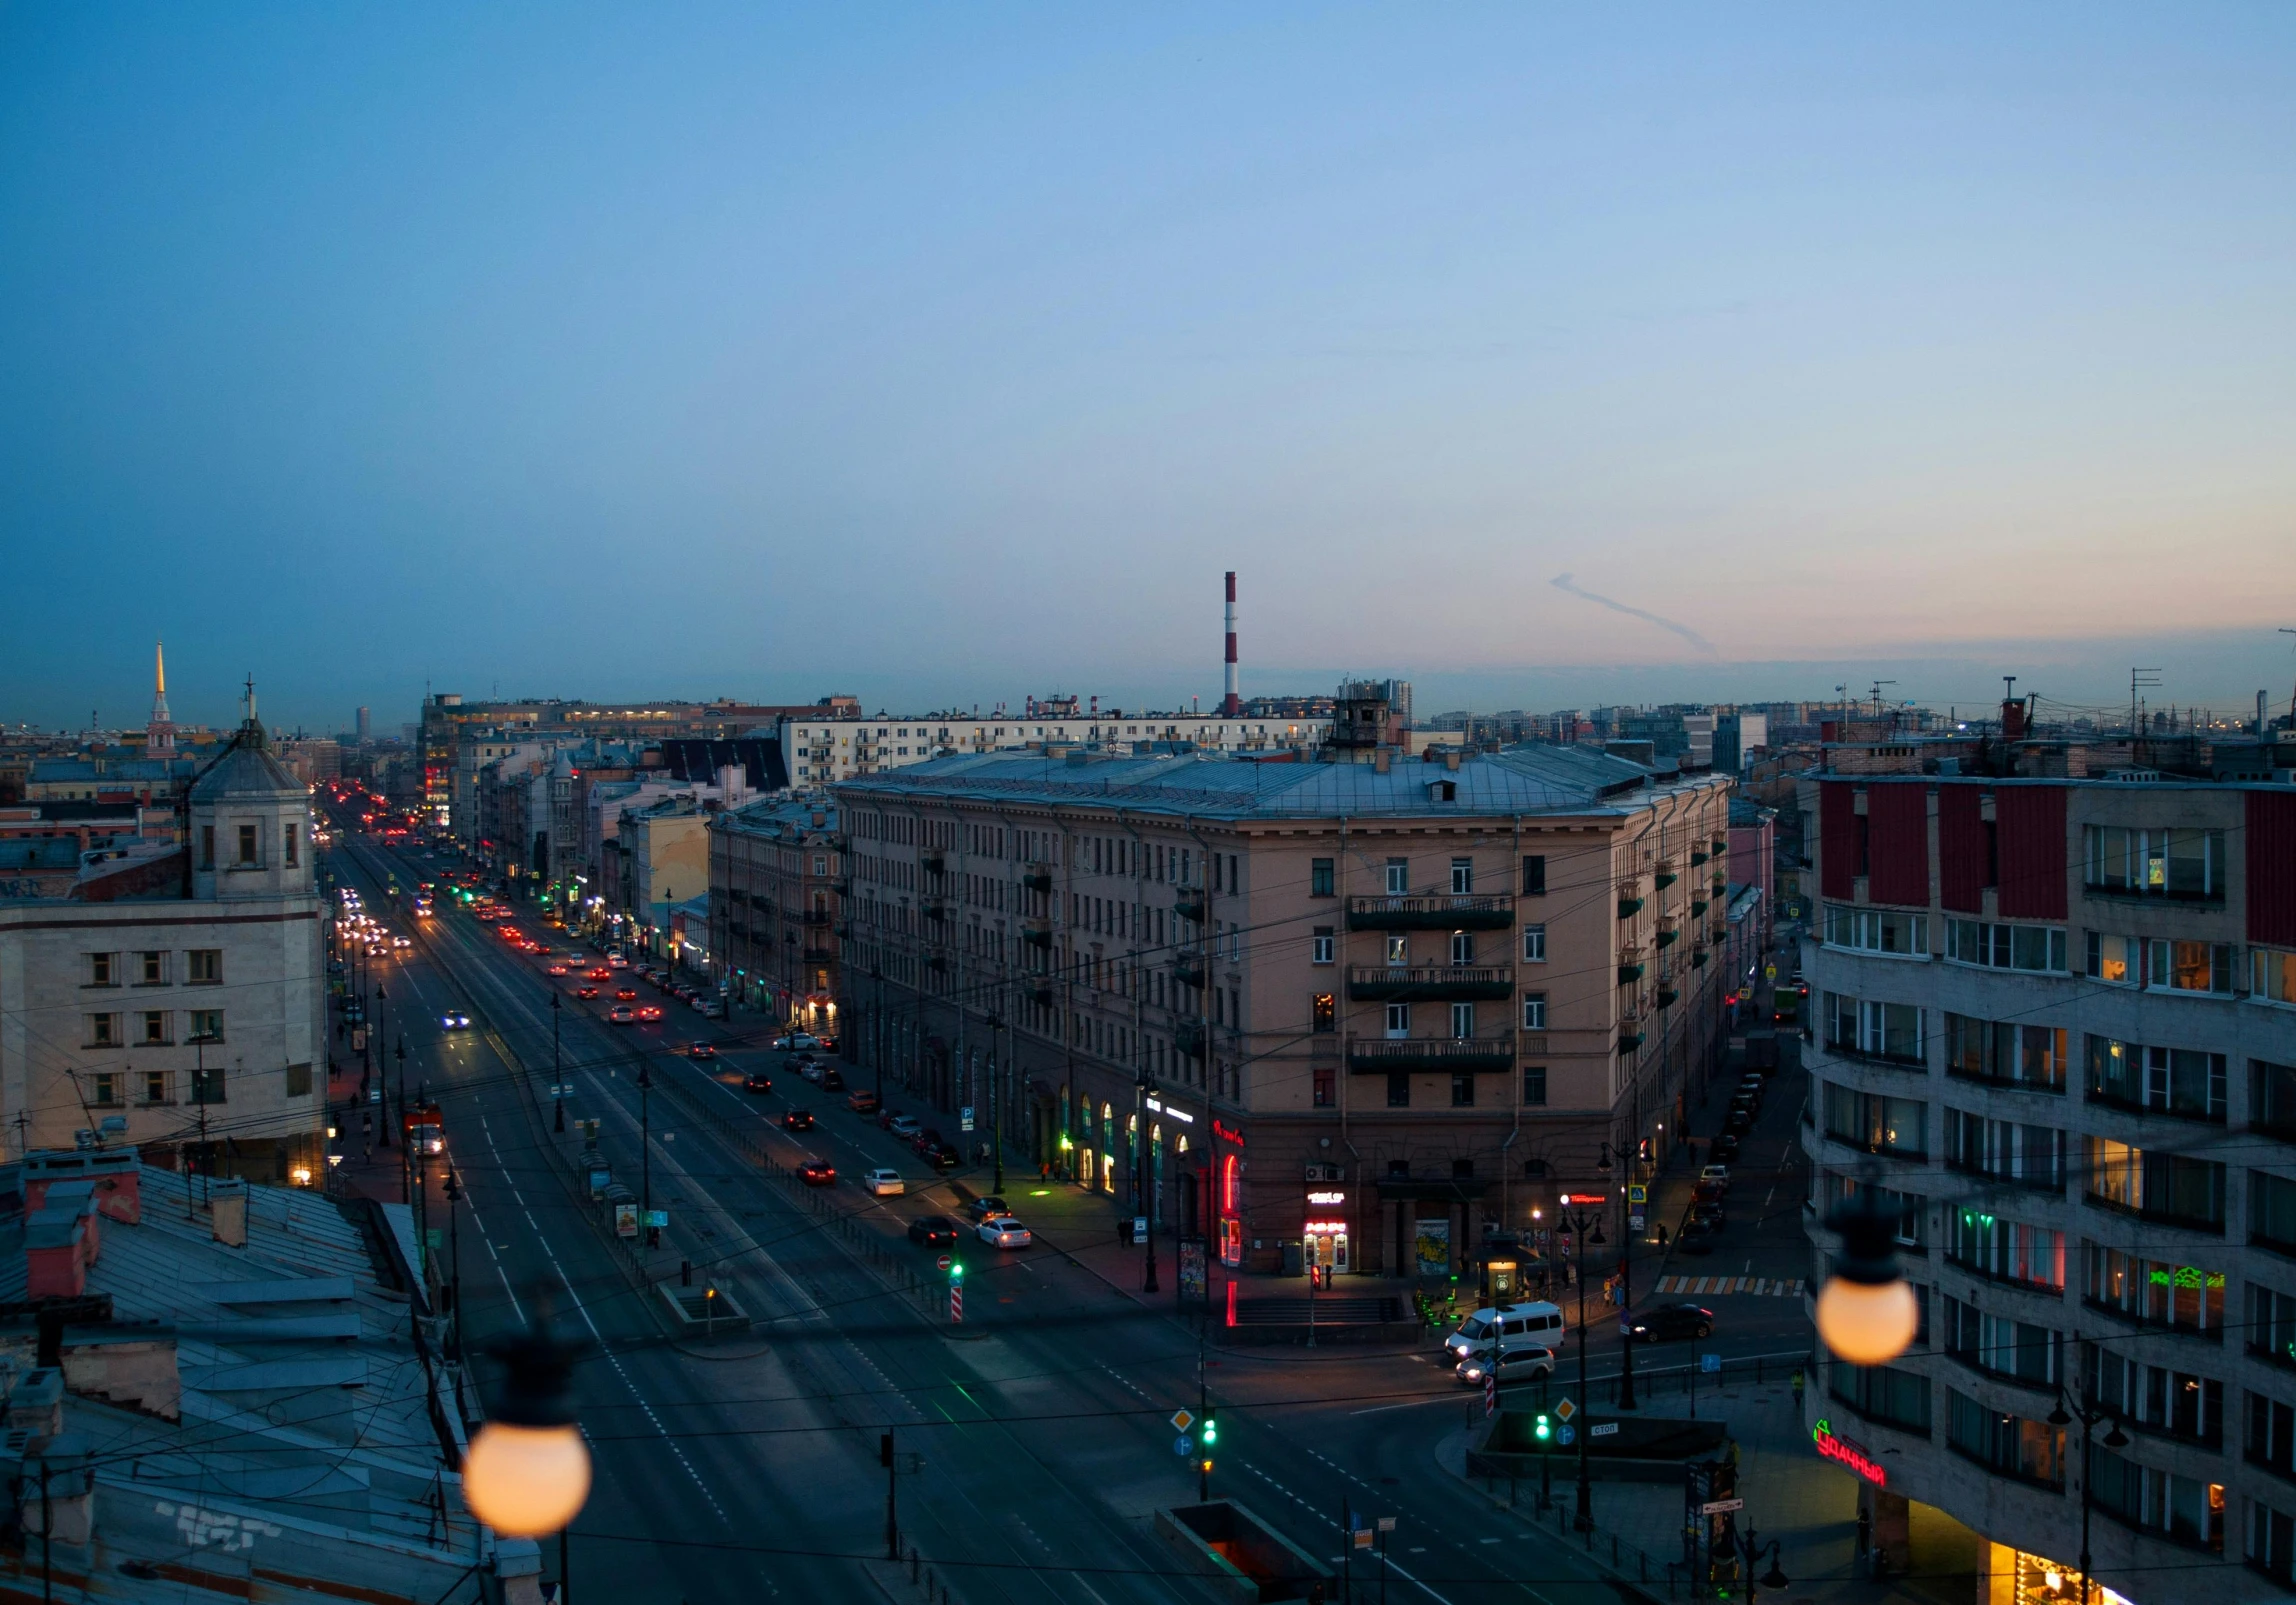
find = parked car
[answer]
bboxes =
[1692,1180,1728,1208]
[1677,1216,1723,1255]
[925,1143,961,1171]
[781,1109,815,1132]
[688,1042,716,1060]
[799,1061,825,1084]
[847,1090,881,1115]
[1700,1164,1732,1189]
[910,1128,943,1156]
[439,1012,471,1030]
[1629,1303,1716,1343]
[1722,1107,1753,1136]
[743,1071,773,1094]
[966,1196,1010,1221]
[977,1216,1032,1248]
[607,1005,636,1025]
[772,1033,822,1052]
[887,1115,922,1139]
[907,1215,959,1248]
[698,997,727,1019]
[1708,1133,1741,1164]
[863,1168,905,1197]
[1689,1200,1726,1228]
[820,1068,845,1092]
[799,1160,835,1187]
[1455,1344,1556,1386]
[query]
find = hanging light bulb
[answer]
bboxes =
[1815,1193,1917,1366]
[463,1308,589,1538]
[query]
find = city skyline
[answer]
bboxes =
[4,6,2292,729]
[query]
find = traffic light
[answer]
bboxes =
[1201,1413,1218,1448]
[950,1260,964,1281]
[1533,1413,1552,1443]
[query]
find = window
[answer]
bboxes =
[187,950,221,985]
[2089,1450,2224,1551]
[1311,858,1335,898]
[2085,1138,2226,1229]
[1521,993,1547,1031]
[1829,1364,1932,1433]
[1947,1390,2065,1487]
[2085,1352,2223,1446]
[199,824,215,868]
[1446,931,1474,966]
[1941,1295,2061,1387]
[189,1064,225,1104]
[1449,1002,1475,1039]
[284,822,299,867]
[2086,930,2139,985]
[1943,1015,2066,1091]
[2148,939,2235,995]
[1947,1210,2065,1290]
[1824,993,1923,1063]
[1450,858,1473,895]
[1521,855,1546,896]
[1944,1109,2064,1188]
[1821,1082,1928,1156]
[236,823,259,865]
[2086,1037,2226,1121]
[1522,1065,1547,1106]
[138,1010,170,1046]
[2259,948,2296,1007]
[285,1062,313,1097]
[2085,824,2227,901]
[138,951,165,985]
[2250,1392,2296,1478]
[1311,993,1336,1033]
[2086,1246,2226,1334]
[188,1010,222,1043]
[2256,1172,2296,1254]
[141,1070,169,1105]
[89,1072,121,1109]
[1313,1066,1334,1108]
[1522,924,1546,962]
[2255,1495,2296,1585]
[87,952,116,987]
[1451,1073,1475,1107]
[1822,903,1929,956]
[1386,1072,1411,1108]
[1945,918,2067,972]
[1311,928,1335,965]
[1384,1003,1410,1037]
[2253,1285,2296,1369]
[1384,934,1408,966]
[1385,859,1408,896]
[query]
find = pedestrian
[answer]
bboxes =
[1655,1223,1669,1248]
[1792,1367,1806,1410]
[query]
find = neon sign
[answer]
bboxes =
[1213,1119,1246,1146]
[1307,1190,1346,1206]
[1302,1220,1348,1235]
[1810,1418,1887,1486]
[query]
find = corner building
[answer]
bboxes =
[1798,761,2296,1597]
[833,744,1733,1278]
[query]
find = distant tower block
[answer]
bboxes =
[1222,571,1240,717]
[356,706,371,741]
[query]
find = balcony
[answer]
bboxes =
[1945,1157,2065,1195]
[1655,926,1680,949]
[1346,965,1515,1002]
[1656,986,1680,1009]
[801,946,836,966]
[1346,894,1513,932]
[2083,1190,2225,1237]
[1617,894,1645,919]
[1618,1020,1646,1050]
[1618,959,1646,983]
[921,849,946,874]
[1347,1035,1516,1072]
[1176,1020,1208,1058]
[1691,948,1710,968]
[1023,865,1053,894]
[1655,865,1679,890]
[1710,837,1728,857]
[1022,918,1053,949]
[1690,848,1709,867]
[1174,952,1207,988]
[803,908,831,926]
[1176,890,1208,923]
[1690,898,1709,917]
[1030,981,1056,1008]
[922,897,949,921]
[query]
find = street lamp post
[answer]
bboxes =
[1557,1204,1607,1532]
[2050,1366,2129,1605]
[442,1167,464,1361]
[1136,1073,1159,1294]
[637,1063,652,1228]
[465,1298,590,1597]
[1597,1142,1638,1411]
[987,1011,1006,1195]
[1730,1524,1791,1596]
[551,993,565,1133]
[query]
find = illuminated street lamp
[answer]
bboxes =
[464,1308,589,1541]
[1816,1193,1917,1365]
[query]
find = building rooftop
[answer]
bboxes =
[835,744,1715,820]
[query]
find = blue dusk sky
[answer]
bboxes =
[3,5,2292,734]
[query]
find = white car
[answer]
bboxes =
[977,1216,1032,1249]
[1700,1164,1732,1189]
[1455,1344,1556,1386]
[772,1032,822,1052]
[863,1168,905,1197]
[440,1012,471,1030]
[887,1115,923,1140]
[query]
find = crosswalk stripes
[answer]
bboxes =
[1652,1274,1806,1298]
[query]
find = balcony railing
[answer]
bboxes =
[1023,866,1053,894]
[1023,919,1053,949]
[1346,894,1513,931]
[1176,1020,1207,1058]
[803,909,831,926]
[2083,1191,2224,1236]
[801,947,836,965]
[1174,953,1207,988]
[921,849,946,874]
[1176,890,1208,922]
[1617,895,1645,919]
[1346,965,1515,1002]
[1347,1035,1516,1071]
[1656,986,1680,1009]
[1945,1156,2066,1194]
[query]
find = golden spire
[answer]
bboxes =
[156,639,166,698]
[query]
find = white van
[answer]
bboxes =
[1443,1301,1566,1363]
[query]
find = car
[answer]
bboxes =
[575,986,600,1000]
[799,1160,835,1186]
[1454,1344,1556,1386]
[615,988,637,1002]
[966,1196,1011,1221]
[820,1068,845,1093]
[863,1168,905,1197]
[1689,1200,1726,1228]
[1630,1303,1716,1343]
[393,936,412,949]
[846,1090,881,1114]
[1700,1164,1731,1189]
[607,1005,636,1024]
[1722,1108,1753,1136]
[977,1216,1032,1248]
[1692,1180,1728,1208]
[1708,1133,1741,1164]
[607,953,629,968]
[887,1114,922,1139]
[636,1006,663,1022]
[1677,1217,1723,1255]
[781,1108,816,1132]
[440,1012,471,1030]
[799,1061,825,1084]
[697,997,727,1020]
[772,1033,822,1052]
[910,1128,942,1156]
[587,968,612,982]
[688,1042,717,1060]
[925,1143,961,1171]
[547,963,570,976]
[742,1071,773,1094]
[907,1215,960,1248]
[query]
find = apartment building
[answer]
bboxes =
[833,740,1733,1278]
[707,797,843,1028]
[1797,759,2296,1596]
[0,716,326,1182]
[785,710,1333,786]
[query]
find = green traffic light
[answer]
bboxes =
[950,1261,964,1281]
[1202,1416,1218,1446]
[1534,1414,1552,1440]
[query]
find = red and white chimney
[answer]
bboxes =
[1221,571,1240,716]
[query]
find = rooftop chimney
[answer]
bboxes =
[1221,572,1240,717]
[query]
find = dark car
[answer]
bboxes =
[1689,1200,1726,1228]
[1709,1132,1740,1163]
[781,1109,816,1132]
[821,1068,845,1093]
[1692,1179,1728,1208]
[907,1215,960,1248]
[967,1196,1011,1221]
[1630,1303,1715,1342]
[911,1128,943,1156]
[688,1042,717,1060]
[925,1143,961,1171]
[743,1071,773,1095]
[1678,1217,1723,1255]
[800,1161,836,1187]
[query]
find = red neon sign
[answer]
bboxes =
[1810,1418,1886,1485]
[1213,1118,1246,1146]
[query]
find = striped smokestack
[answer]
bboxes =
[1222,571,1240,716]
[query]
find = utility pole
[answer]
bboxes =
[2280,629,2296,730]
[2131,667,2162,741]
[638,1063,652,1225]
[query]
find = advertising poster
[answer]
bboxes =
[1415,1218,1451,1278]
[1177,1237,1208,1303]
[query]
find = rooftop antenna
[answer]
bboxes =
[2131,667,2162,739]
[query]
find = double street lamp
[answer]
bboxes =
[2049,1373,2129,1605]
[1595,1142,1637,1412]
[1555,1201,1606,1532]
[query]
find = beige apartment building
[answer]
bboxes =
[707,796,844,1029]
[834,738,1734,1278]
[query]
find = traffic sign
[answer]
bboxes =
[1558,1424,1576,1445]
[1765,964,1777,981]
[1628,1184,1647,1205]
[935,1254,952,1272]
[1590,1422,1619,1438]
[1553,1397,1576,1422]
[1701,1497,1744,1515]
[1702,1352,1722,1373]
[1174,1435,1192,1456]
[1171,1409,1195,1435]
